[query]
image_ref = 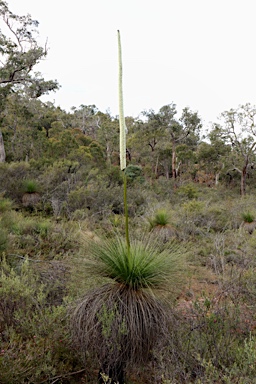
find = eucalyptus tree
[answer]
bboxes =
[220,103,256,196]
[70,105,100,138]
[159,105,202,179]
[69,106,121,165]
[94,111,119,165]
[1,92,66,161]
[129,109,161,177]
[0,92,35,161]
[0,0,59,161]
[140,104,202,179]
[197,124,231,186]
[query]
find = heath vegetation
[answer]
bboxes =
[1,2,256,383]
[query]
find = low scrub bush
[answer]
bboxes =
[0,197,14,213]
[178,183,199,200]
[0,228,7,254]
[242,211,255,223]
[0,258,80,384]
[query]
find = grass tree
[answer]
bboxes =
[71,31,185,383]
[71,237,183,383]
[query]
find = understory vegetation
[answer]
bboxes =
[1,177,256,383]
[1,2,256,382]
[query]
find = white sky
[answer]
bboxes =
[6,0,256,126]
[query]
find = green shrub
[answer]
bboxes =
[0,210,22,234]
[178,183,199,199]
[0,227,7,254]
[66,186,88,214]
[242,212,255,223]
[0,162,31,201]
[0,198,14,213]
[125,164,144,182]
[22,179,40,193]
[0,258,79,384]
[35,220,52,238]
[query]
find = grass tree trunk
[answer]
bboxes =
[0,130,6,162]
[98,362,125,384]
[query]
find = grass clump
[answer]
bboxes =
[22,179,40,194]
[148,209,171,230]
[242,212,255,223]
[83,236,183,291]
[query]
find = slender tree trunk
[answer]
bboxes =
[241,166,247,196]
[215,172,219,186]
[176,160,181,177]
[106,142,111,165]
[154,154,159,177]
[172,141,177,179]
[0,130,6,162]
[241,157,249,196]
[165,165,169,180]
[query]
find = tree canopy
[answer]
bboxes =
[0,0,59,162]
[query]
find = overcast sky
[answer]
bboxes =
[6,0,256,126]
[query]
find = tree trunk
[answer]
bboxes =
[215,172,219,186]
[0,130,6,162]
[241,167,247,196]
[241,157,249,196]
[154,154,159,177]
[106,143,112,165]
[172,141,177,179]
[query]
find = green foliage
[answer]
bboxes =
[0,257,77,384]
[0,161,31,201]
[0,197,13,212]
[242,212,255,223]
[0,208,79,261]
[0,1,59,97]
[178,183,199,199]
[71,229,185,383]
[220,104,256,196]
[181,199,204,219]
[2,170,256,382]
[1,14,256,381]
[22,179,40,193]
[105,165,123,186]
[148,209,170,229]
[0,227,7,254]
[82,236,184,291]
[125,164,143,182]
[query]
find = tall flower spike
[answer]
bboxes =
[117,30,130,253]
[118,30,126,171]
